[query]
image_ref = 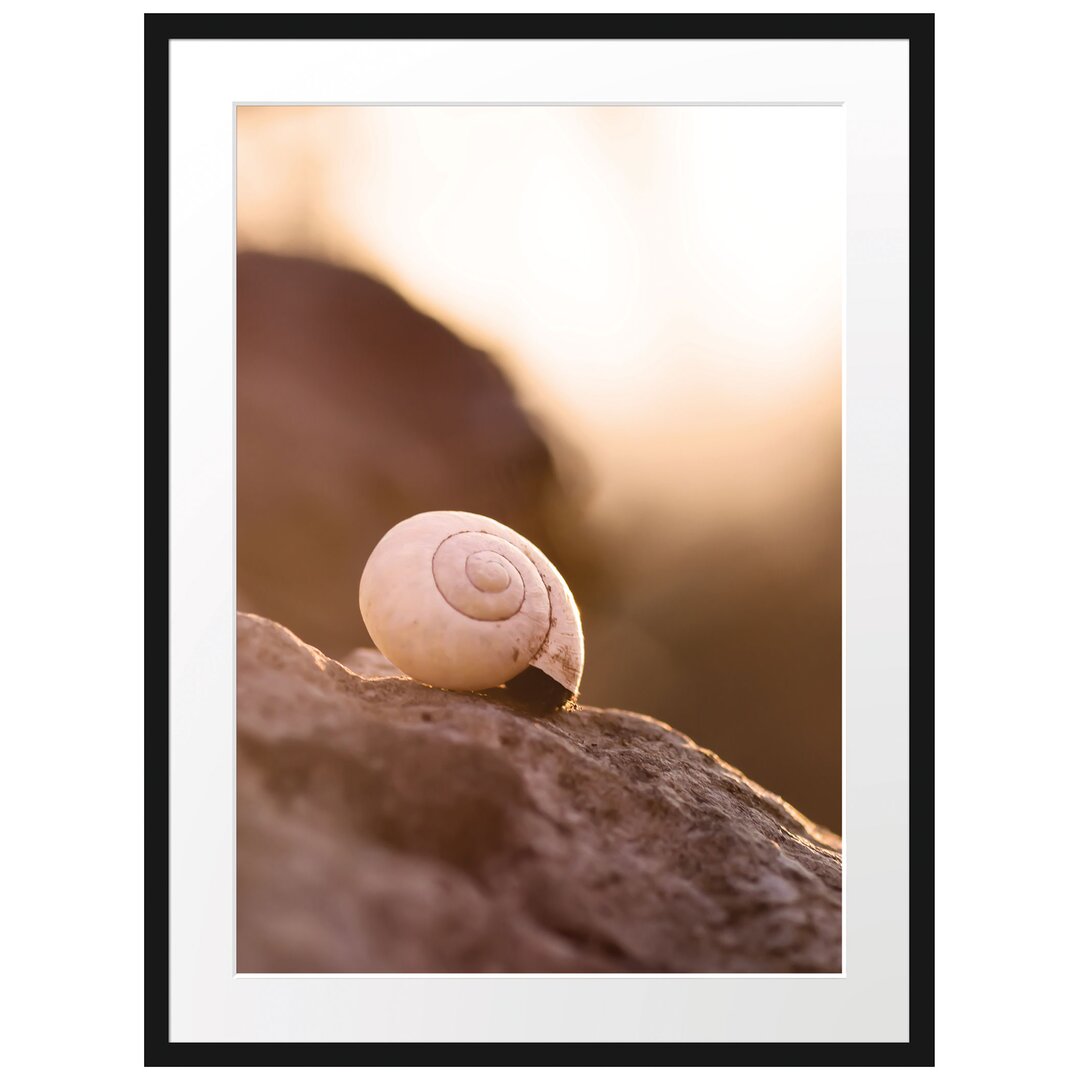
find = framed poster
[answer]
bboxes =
[148,14,933,1065]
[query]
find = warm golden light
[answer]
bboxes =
[237,105,842,529]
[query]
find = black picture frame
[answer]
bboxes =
[145,13,934,1067]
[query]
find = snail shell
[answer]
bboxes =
[358,510,584,701]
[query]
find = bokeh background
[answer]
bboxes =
[236,105,843,831]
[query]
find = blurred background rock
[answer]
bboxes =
[237,105,843,830]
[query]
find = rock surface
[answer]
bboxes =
[237,613,842,974]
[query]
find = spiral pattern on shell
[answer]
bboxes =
[358,511,583,696]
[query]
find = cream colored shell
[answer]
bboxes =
[358,510,584,695]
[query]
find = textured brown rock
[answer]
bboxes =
[237,612,842,974]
